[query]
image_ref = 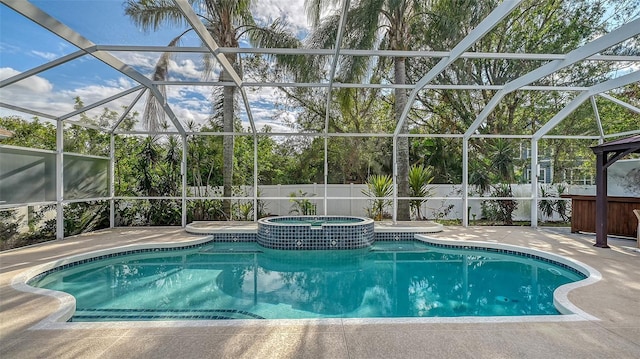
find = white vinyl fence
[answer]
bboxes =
[190,184,598,221]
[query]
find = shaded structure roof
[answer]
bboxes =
[591,135,640,156]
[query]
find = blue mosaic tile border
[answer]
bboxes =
[208,233,256,242]
[265,216,364,224]
[72,314,238,321]
[425,242,587,278]
[72,308,264,321]
[375,232,431,241]
[257,217,374,250]
[27,243,207,285]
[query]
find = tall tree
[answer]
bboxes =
[409,0,639,185]
[305,0,429,220]
[125,0,297,218]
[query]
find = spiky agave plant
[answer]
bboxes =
[362,174,393,221]
[408,164,433,220]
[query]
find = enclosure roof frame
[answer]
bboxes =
[0,0,638,138]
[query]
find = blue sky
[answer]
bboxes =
[0,0,310,132]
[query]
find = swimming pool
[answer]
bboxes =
[27,239,592,322]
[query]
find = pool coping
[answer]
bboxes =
[11,233,601,330]
[185,220,445,234]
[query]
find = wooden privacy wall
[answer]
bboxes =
[564,195,640,238]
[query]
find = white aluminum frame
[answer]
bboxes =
[1,0,639,239]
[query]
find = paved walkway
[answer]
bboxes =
[1,226,639,358]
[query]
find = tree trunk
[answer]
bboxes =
[395,56,411,221]
[222,68,235,219]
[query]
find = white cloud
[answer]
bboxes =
[252,0,310,35]
[247,86,288,106]
[241,86,300,132]
[0,42,22,55]
[168,58,204,80]
[172,105,208,125]
[112,52,159,73]
[31,50,58,61]
[118,77,135,88]
[0,67,54,94]
[167,85,210,101]
[62,84,129,104]
[1,64,300,134]
[104,77,138,89]
[0,67,146,122]
[115,52,210,81]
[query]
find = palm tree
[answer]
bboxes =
[305,0,428,220]
[125,0,299,219]
[487,138,515,183]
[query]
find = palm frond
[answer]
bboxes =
[246,18,321,82]
[336,0,385,82]
[142,35,182,133]
[247,18,300,48]
[304,0,341,28]
[233,0,256,27]
[124,0,187,31]
[305,0,323,28]
[343,0,385,50]
[307,0,384,85]
[306,13,342,49]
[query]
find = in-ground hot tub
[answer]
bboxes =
[257,216,374,250]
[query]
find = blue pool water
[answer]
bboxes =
[30,241,585,322]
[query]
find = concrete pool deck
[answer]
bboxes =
[1,225,639,358]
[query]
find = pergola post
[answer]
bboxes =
[591,135,640,248]
[594,151,609,248]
